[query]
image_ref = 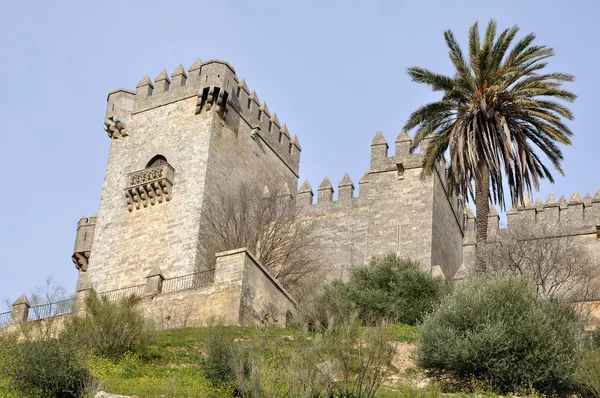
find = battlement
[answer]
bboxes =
[462,188,600,246]
[370,129,434,174]
[105,58,300,175]
[296,173,368,207]
[505,189,600,236]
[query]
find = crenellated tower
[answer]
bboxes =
[72,56,599,293]
[295,129,465,280]
[77,58,301,292]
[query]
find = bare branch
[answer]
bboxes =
[200,182,324,296]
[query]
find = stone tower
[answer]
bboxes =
[74,59,301,292]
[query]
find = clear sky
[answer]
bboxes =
[1,1,598,306]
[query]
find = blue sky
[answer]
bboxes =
[1,1,598,305]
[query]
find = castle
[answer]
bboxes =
[2,57,599,330]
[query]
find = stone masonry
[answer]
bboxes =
[63,57,599,325]
[80,59,299,294]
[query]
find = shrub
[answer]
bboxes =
[64,292,152,358]
[313,254,446,326]
[201,327,236,385]
[0,336,91,398]
[592,327,600,348]
[200,325,254,392]
[577,348,600,397]
[282,314,395,397]
[417,276,581,395]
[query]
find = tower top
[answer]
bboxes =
[104,58,301,176]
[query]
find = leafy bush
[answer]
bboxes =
[64,292,152,358]
[313,254,446,326]
[0,336,91,398]
[417,276,581,395]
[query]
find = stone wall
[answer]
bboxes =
[1,248,296,336]
[459,191,600,279]
[88,97,215,292]
[144,248,295,327]
[296,131,465,281]
[85,59,301,293]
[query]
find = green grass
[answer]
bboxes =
[91,325,419,397]
[1,324,428,397]
[388,323,419,342]
[88,326,310,397]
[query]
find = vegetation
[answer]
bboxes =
[88,325,412,397]
[417,275,581,395]
[592,327,600,348]
[577,348,600,398]
[404,20,576,270]
[311,254,446,327]
[64,292,152,358]
[0,335,91,398]
[485,225,600,302]
[3,270,600,397]
[201,181,323,294]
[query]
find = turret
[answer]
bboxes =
[488,204,499,237]
[136,75,154,97]
[72,215,96,271]
[170,64,187,88]
[395,129,411,159]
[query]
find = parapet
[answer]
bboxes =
[370,129,434,175]
[505,189,600,236]
[72,215,96,271]
[297,172,369,207]
[105,58,300,176]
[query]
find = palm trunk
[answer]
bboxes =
[475,160,490,273]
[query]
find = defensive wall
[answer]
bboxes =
[460,190,600,279]
[1,249,295,334]
[295,130,465,281]
[6,56,600,331]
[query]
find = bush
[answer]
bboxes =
[313,254,446,326]
[282,314,395,397]
[201,328,237,385]
[417,276,581,395]
[64,292,152,358]
[577,348,600,397]
[200,325,254,392]
[0,336,91,398]
[591,327,600,348]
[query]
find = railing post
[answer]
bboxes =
[11,293,30,324]
[145,266,164,298]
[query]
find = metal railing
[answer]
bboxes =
[27,299,74,322]
[162,269,215,294]
[0,311,10,328]
[99,284,145,302]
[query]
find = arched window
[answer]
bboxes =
[146,155,167,168]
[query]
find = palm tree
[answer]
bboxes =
[403,20,576,271]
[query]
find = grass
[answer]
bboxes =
[90,325,419,397]
[2,324,498,397]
